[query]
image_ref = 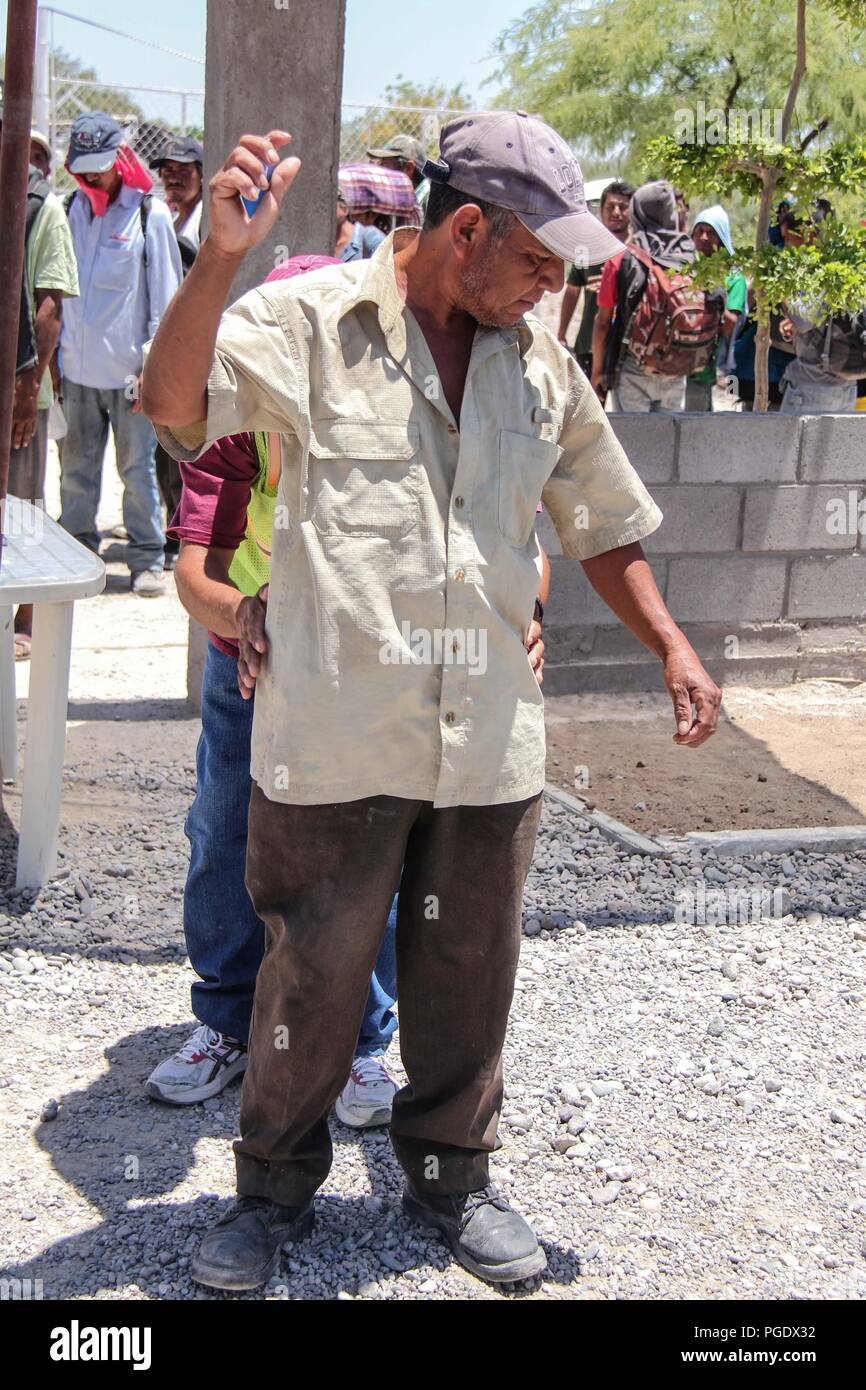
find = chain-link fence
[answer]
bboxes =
[47,76,204,192]
[339,103,473,167]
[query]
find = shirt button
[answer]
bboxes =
[444,711,456,724]
[447,424,457,434]
[454,568,465,581]
[454,496,464,508]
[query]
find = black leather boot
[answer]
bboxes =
[403,1183,546,1283]
[191,1195,315,1291]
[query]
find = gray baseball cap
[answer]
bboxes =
[425,110,623,263]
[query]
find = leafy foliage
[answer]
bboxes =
[490,0,866,171]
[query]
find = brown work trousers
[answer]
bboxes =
[234,785,543,1203]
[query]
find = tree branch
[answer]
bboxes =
[800,117,829,153]
[780,0,807,141]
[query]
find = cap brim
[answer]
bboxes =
[69,150,117,174]
[366,147,398,160]
[151,154,198,169]
[517,208,624,264]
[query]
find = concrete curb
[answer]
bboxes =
[657,826,866,857]
[544,782,668,857]
[544,785,866,860]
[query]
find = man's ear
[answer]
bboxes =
[450,204,484,260]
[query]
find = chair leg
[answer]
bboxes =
[16,601,73,888]
[0,605,17,784]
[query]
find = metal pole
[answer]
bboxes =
[181,92,187,136]
[0,0,39,519]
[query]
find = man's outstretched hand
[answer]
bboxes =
[237,585,269,700]
[208,130,301,258]
[663,643,721,748]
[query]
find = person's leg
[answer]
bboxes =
[781,379,857,415]
[155,442,182,567]
[234,790,412,1205]
[334,893,399,1128]
[185,643,265,1042]
[58,381,108,554]
[684,377,712,411]
[107,388,165,575]
[609,357,655,412]
[652,374,687,413]
[9,408,49,653]
[390,793,543,1194]
[353,895,397,1059]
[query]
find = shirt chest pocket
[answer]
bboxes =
[92,244,137,293]
[307,420,421,539]
[498,428,563,548]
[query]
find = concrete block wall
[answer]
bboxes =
[540,413,866,693]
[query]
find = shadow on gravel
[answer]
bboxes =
[6,1022,582,1299]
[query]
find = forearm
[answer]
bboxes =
[175,541,246,638]
[592,311,611,379]
[141,239,242,425]
[538,543,551,606]
[581,542,689,660]
[557,285,579,339]
[33,294,63,384]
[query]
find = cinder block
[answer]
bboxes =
[800,621,866,652]
[609,414,676,483]
[678,415,800,483]
[679,622,801,660]
[800,415,866,483]
[542,623,596,662]
[546,556,667,626]
[742,485,859,552]
[644,485,740,554]
[543,659,665,695]
[788,554,866,620]
[667,556,787,622]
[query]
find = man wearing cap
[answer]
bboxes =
[59,111,182,595]
[149,134,205,566]
[367,132,430,217]
[0,114,79,658]
[143,111,720,1290]
[150,134,205,266]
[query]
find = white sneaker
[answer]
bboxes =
[145,1025,247,1105]
[334,1054,398,1128]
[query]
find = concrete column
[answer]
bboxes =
[203,0,347,297]
[186,0,347,706]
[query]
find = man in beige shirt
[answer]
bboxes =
[143,112,721,1291]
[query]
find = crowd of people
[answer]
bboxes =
[557,175,866,415]
[3,97,856,1294]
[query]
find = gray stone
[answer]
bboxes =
[789,554,866,620]
[667,557,787,623]
[677,414,800,483]
[743,485,858,553]
[644,485,741,555]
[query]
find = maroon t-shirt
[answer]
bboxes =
[167,431,258,657]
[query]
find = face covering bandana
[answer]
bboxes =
[71,142,153,216]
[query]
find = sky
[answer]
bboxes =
[1,1,526,126]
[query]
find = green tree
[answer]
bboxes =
[491,0,866,174]
[648,0,866,409]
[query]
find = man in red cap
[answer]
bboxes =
[143,111,720,1290]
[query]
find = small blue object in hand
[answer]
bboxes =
[240,162,274,218]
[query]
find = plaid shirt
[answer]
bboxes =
[339,163,421,226]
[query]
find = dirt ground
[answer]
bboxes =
[545,682,866,836]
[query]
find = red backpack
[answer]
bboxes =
[624,247,723,376]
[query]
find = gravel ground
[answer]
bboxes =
[1,783,864,1302]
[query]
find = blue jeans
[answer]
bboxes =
[59,380,165,573]
[184,642,397,1053]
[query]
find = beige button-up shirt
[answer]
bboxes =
[157,229,662,807]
